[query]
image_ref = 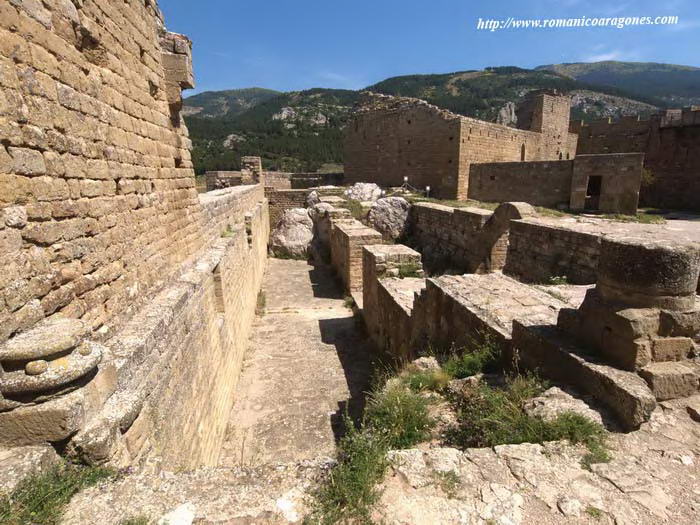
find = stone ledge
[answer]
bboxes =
[513,320,656,429]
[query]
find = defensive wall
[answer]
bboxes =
[344,91,577,200]
[0,0,269,470]
[572,108,700,211]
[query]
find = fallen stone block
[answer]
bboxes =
[639,362,699,401]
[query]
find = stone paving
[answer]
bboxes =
[219,258,375,466]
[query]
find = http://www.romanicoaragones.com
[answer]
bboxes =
[476,15,679,32]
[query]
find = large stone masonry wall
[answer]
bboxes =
[407,201,535,274]
[469,160,573,208]
[573,109,700,211]
[469,153,643,214]
[0,0,202,344]
[344,96,462,199]
[0,0,273,466]
[345,92,577,200]
[65,189,269,468]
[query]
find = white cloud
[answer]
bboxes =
[583,51,622,62]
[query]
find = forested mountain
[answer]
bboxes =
[184,61,695,174]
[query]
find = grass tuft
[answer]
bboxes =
[432,470,461,499]
[306,417,388,525]
[397,262,422,279]
[446,375,610,469]
[0,463,117,525]
[343,296,356,309]
[365,381,433,449]
[119,517,151,525]
[441,340,498,379]
[308,381,435,523]
[547,275,569,285]
[402,368,451,393]
[585,506,603,519]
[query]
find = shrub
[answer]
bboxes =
[365,382,433,449]
[547,275,569,285]
[343,296,356,309]
[344,200,365,221]
[0,463,117,525]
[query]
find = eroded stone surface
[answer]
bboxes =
[0,317,90,361]
[269,208,313,259]
[523,386,604,426]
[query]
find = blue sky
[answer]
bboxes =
[159,0,699,95]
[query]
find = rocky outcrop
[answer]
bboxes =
[270,208,313,259]
[344,182,382,203]
[367,197,410,241]
[497,101,517,126]
[306,190,321,207]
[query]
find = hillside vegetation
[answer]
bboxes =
[184,61,693,174]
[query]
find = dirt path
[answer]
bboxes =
[219,258,375,467]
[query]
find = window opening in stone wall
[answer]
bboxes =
[520,144,526,161]
[174,157,183,168]
[585,175,603,211]
[213,264,225,314]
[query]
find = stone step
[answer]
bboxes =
[513,320,657,430]
[639,362,700,401]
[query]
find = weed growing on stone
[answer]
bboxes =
[602,212,665,224]
[221,225,235,238]
[365,381,433,449]
[119,517,151,525]
[446,375,610,468]
[586,506,603,519]
[432,470,461,499]
[402,367,452,393]
[547,275,569,285]
[0,463,117,525]
[441,340,498,379]
[307,379,435,523]
[307,418,388,525]
[344,200,366,221]
[256,290,266,315]
[343,296,356,309]
[397,262,422,279]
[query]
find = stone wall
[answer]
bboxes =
[569,153,644,215]
[329,219,382,293]
[205,171,245,192]
[407,202,535,274]
[573,109,700,211]
[469,161,573,208]
[0,0,201,344]
[469,153,644,214]
[0,0,272,467]
[504,220,601,284]
[290,172,344,189]
[362,244,424,360]
[265,188,309,228]
[263,171,292,190]
[345,92,577,200]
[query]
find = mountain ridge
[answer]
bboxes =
[184,61,693,174]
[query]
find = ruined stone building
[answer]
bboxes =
[572,108,700,211]
[344,90,578,200]
[0,0,269,468]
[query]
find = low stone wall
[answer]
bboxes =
[329,220,382,293]
[65,190,269,469]
[265,188,309,228]
[469,160,573,208]
[504,220,601,284]
[408,202,534,274]
[263,172,292,190]
[290,172,344,189]
[362,245,425,359]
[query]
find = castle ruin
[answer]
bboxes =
[0,1,699,523]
